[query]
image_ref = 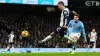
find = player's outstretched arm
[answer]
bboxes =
[62,10,70,28]
[88,33,91,38]
[72,10,77,15]
[95,33,98,40]
[67,20,72,28]
[69,10,77,15]
[81,22,87,42]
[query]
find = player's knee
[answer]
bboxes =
[67,40,72,44]
[88,45,90,47]
[50,32,55,36]
[8,45,11,48]
[94,44,96,47]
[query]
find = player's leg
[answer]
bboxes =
[66,38,77,54]
[93,42,96,52]
[65,34,76,54]
[70,33,80,54]
[11,46,14,53]
[87,44,90,52]
[64,32,74,48]
[5,46,10,52]
[40,27,63,43]
[5,43,11,52]
[64,32,78,54]
[11,43,14,53]
[64,27,72,39]
[67,40,73,48]
[40,32,55,43]
[70,39,77,54]
[88,44,90,48]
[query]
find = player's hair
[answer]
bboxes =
[58,1,64,6]
[74,14,80,18]
[92,28,96,32]
[92,28,96,30]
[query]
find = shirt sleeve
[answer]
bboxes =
[67,20,72,28]
[63,10,69,26]
[81,22,86,39]
[8,34,11,37]
[60,8,70,27]
[60,16,64,27]
[63,10,68,17]
[96,33,98,37]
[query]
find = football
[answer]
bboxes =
[21,30,29,38]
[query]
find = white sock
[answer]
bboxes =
[71,50,75,54]
[41,35,52,42]
[87,45,90,51]
[93,45,96,51]
[5,46,10,52]
[11,46,14,53]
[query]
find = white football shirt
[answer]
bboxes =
[8,34,14,43]
[60,8,69,27]
[90,32,97,41]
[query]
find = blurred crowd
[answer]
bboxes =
[0,12,100,48]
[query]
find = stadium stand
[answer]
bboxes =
[0,12,100,48]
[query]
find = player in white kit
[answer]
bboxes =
[40,1,77,43]
[4,31,15,53]
[88,28,97,52]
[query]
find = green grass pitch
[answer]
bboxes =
[0,52,100,56]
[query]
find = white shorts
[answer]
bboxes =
[70,33,81,39]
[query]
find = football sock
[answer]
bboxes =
[41,35,52,42]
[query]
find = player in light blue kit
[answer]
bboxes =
[64,14,87,54]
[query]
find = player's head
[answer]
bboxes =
[11,31,14,34]
[92,28,96,32]
[58,1,65,10]
[74,14,80,22]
